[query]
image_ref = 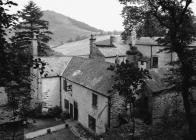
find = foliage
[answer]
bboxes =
[0,0,48,123]
[60,111,70,121]
[108,60,150,103]
[13,0,52,56]
[108,60,150,138]
[0,0,17,87]
[119,0,196,138]
[119,0,166,40]
[47,106,62,118]
[141,110,187,140]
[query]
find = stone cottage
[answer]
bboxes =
[62,57,115,134]
[89,35,129,63]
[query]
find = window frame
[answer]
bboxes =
[64,99,69,110]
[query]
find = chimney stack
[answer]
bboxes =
[131,28,136,48]
[89,34,96,58]
[110,36,114,47]
[32,33,38,57]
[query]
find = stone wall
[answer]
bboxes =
[110,93,126,128]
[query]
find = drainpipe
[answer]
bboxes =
[150,45,152,68]
[59,76,62,109]
[108,96,111,129]
[171,52,173,63]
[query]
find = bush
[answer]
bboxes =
[47,106,62,118]
[26,103,42,118]
[60,111,70,121]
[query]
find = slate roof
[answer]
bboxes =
[62,57,115,97]
[95,36,130,57]
[41,56,72,77]
[95,39,113,47]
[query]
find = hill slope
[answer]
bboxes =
[42,10,101,47]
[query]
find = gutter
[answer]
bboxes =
[41,76,60,79]
[108,96,111,129]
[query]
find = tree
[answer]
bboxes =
[120,1,166,40]
[0,0,47,123]
[119,0,196,138]
[14,0,52,56]
[108,60,150,139]
[0,0,17,86]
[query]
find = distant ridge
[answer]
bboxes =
[42,10,102,47]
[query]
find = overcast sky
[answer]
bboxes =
[11,0,196,31]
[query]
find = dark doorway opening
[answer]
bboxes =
[70,103,73,119]
[74,101,78,120]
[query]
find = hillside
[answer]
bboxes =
[53,35,110,56]
[42,10,101,47]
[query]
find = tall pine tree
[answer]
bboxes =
[13,0,52,56]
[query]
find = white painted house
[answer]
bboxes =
[62,57,114,135]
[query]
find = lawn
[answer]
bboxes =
[30,129,79,140]
[24,118,64,133]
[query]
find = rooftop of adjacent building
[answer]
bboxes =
[41,56,72,77]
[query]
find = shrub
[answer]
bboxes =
[47,106,62,118]
[60,111,70,121]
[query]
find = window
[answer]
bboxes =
[88,115,96,131]
[140,61,144,65]
[64,99,69,110]
[63,79,72,91]
[92,93,97,107]
[63,79,68,91]
[152,56,158,68]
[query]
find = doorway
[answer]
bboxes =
[70,103,73,119]
[74,101,78,120]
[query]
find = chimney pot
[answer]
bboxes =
[32,33,38,57]
[89,34,96,58]
[110,36,114,47]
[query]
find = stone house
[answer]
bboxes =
[88,35,177,69]
[39,56,72,111]
[89,35,129,63]
[62,57,115,134]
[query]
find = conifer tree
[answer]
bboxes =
[13,0,52,56]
